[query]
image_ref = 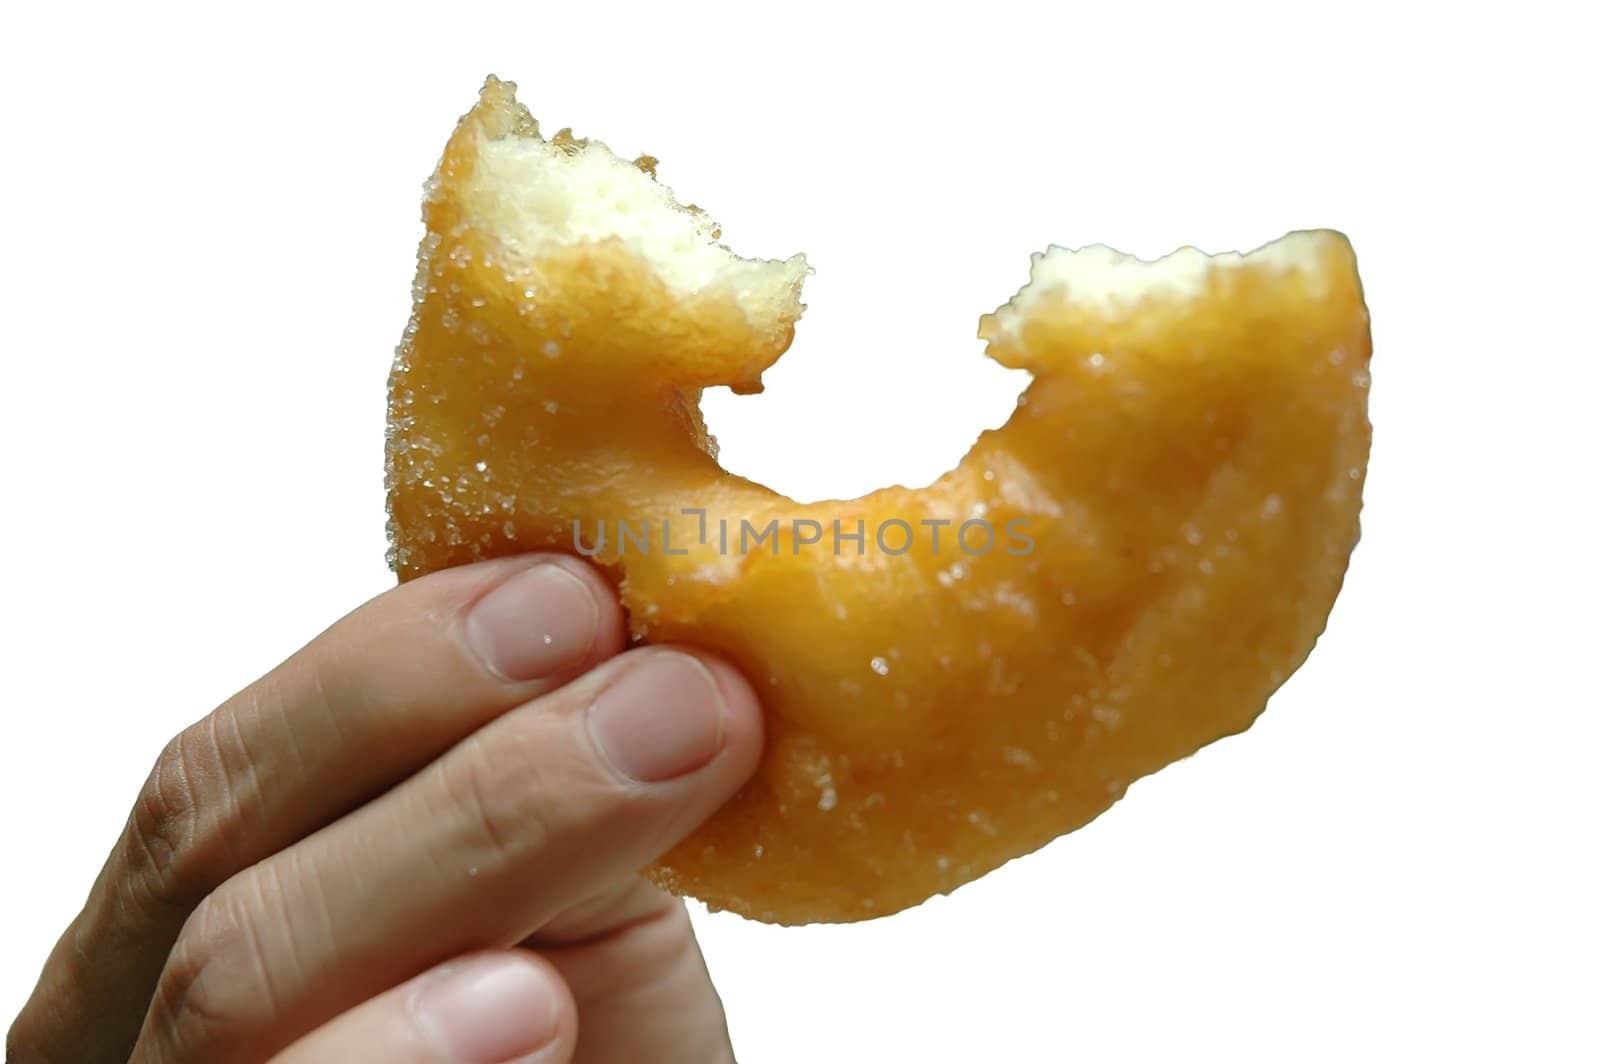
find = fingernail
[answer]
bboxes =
[465,562,600,682]
[412,954,559,1062]
[588,653,727,783]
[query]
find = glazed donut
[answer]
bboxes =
[386,77,1371,924]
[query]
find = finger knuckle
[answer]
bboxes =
[128,724,235,909]
[144,890,263,1059]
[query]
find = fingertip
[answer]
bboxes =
[411,949,578,1063]
[680,650,767,784]
[272,948,578,1063]
[444,553,627,684]
[528,554,629,664]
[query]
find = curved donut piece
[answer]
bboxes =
[387,78,1372,924]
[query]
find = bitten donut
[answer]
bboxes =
[386,77,1372,924]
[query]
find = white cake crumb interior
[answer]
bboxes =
[463,132,806,305]
[989,230,1336,337]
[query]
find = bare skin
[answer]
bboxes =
[7,554,762,1063]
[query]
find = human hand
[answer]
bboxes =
[7,554,763,1063]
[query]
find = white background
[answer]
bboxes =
[2,2,1595,1061]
